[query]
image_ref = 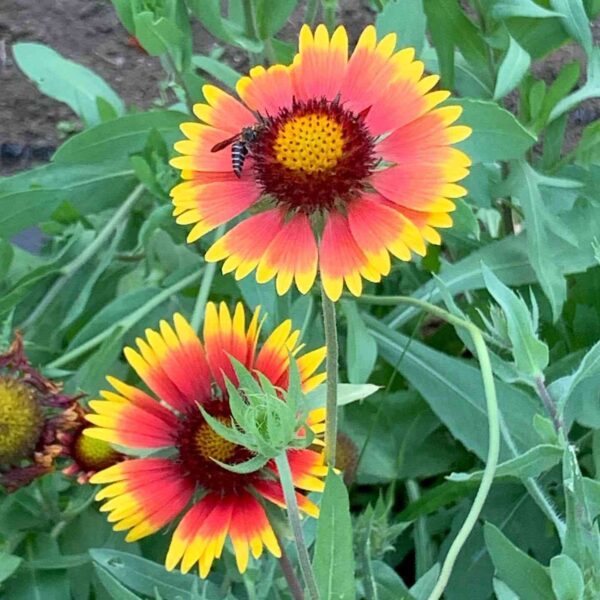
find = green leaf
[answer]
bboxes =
[494,36,531,99]
[2,534,70,600]
[575,120,600,165]
[508,161,569,319]
[483,522,554,600]
[482,263,549,378]
[26,554,91,570]
[313,471,356,600]
[385,203,600,328]
[0,189,63,239]
[365,315,541,461]
[493,578,520,600]
[488,0,562,19]
[90,549,221,600]
[12,43,124,127]
[376,0,427,56]
[448,444,563,482]
[550,555,584,600]
[255,0,298,38]
[455,99,536,162]
[94,565,144,599]
[409,563,441,600]
[53,110,187,164]
[367,561,414,600]
[549,0,593,55]
[306,383,380,410]
[423,0,490,88]
[550,47,600,121]
[0,552,22,583]
[192,55,241,89]
[342,300,378,384]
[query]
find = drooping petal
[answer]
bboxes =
[237,64,295,116]
[171,177,261,243]
[291,24,348,101]
[205,209,286,281]
[227,491,281,573]
[165,493,236,577]
[192,85,255,134]
[319,210,382,301]
[256,212,319,295]
[91,458,193,542]
[254,478,320,518]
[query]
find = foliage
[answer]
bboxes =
[1,0,600,598]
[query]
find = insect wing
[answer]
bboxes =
[211,133,240,153]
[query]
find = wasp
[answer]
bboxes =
[211,124,265,178]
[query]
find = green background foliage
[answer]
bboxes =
[1,0,599,598]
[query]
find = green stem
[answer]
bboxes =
[46,270,201,369]
[21,184,144,330]
[354,294,500,600]
[276,540,305,600]
[321,284,339,467]
[244,0,262,64]
[190,224,226,332]
[275,453,320,600]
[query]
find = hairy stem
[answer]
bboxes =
[21,184,144,330]
[277,540,305,600]
[275,453,320,600]
[190,224,226,332]
[534,375,564,437]
[321,284,339,467]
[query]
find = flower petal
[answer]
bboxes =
[172,178,260,243]
[256,212,318,295]
[193,85,255,134]
[205,209,285,281]
[91,458,193,542]
[236,64,294,115]
[319,211,382,301]
[291,24,348,101]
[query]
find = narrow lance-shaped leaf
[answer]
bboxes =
[313,471,356,600]
[494,36,531,100]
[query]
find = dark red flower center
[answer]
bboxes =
[176,401,257,493]
[251,97,376,214]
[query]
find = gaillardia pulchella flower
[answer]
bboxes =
[170,25,471,301]
[0,332,79,491]
[85,303,327,577]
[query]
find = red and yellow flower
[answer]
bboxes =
[85,302,327,577]
[170,24,471,301]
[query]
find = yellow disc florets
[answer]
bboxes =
[274,113,346,173]
[0,377,43,464]
[73,431,120,471]
[194,419,237,463]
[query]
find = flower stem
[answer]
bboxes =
[355,294,500,600]
[20,184,144,330]
[275,453,320,600]
[320,284,338,467]
[305,0,319,26]
[46,270,201,369]
[190,224,226,332]
[534,375,564,437]
[277,540,305,600]
[322,0,337,33]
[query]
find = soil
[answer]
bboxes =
[0,0,598,176]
